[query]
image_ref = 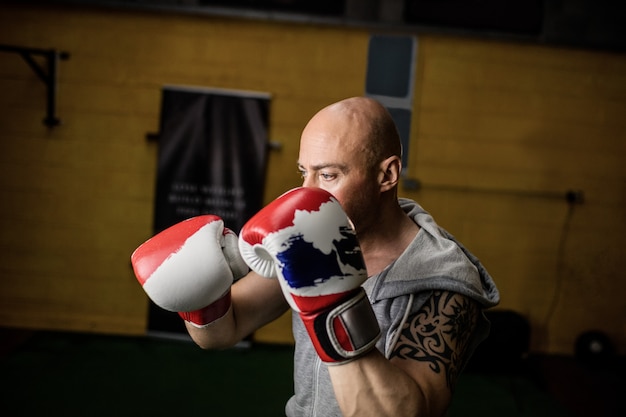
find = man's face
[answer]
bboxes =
[297,118,379,233]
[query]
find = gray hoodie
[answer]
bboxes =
[285,199,500,416]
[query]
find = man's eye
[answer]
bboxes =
[298,170,307,178]
[320,173,336,180]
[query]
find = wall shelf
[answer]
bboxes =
[0,44,70,127]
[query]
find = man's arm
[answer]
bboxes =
[328,291,480,417]
[186,271,289,349]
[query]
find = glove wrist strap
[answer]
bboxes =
[301,288,381,364]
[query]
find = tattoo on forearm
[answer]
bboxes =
[390,291,478,390]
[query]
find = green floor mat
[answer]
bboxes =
[1,331,575,417]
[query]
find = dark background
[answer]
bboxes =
[34,0,626,52]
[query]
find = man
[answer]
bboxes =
[132,97,499,416]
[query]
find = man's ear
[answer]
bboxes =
[379,155,402,192]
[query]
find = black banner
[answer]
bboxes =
[149,86,270,336]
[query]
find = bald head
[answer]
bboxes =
[303,97,402,171]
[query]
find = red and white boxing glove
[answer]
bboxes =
[131,215,248,328]
[239,187,380,364]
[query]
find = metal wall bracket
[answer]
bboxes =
[0,44,70,127]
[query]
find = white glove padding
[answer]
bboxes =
[131,215,248,325]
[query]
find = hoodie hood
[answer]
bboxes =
[364,199,500,308]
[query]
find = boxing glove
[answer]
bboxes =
[131,215,249,328]
[239,187,380,363]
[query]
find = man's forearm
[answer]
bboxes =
[185,306,239,349]
[186,272,289,350]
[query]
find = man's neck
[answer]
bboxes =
[358,203,420,277]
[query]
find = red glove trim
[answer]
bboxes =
[178,289,231,327]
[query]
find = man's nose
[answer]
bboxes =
[301,175,315,188]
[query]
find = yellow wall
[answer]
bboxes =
[0,3,624,355]
[404,37,626,354]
